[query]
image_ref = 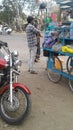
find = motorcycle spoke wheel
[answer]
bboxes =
[47,56,62,83]
[0,87,31,125]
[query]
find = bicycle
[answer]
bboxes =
[47,52,63,83]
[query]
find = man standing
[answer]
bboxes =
[26,16,40,74]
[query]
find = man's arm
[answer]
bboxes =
[31,25,40,35]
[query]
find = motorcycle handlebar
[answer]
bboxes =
[0,41,8,47]
[0,41,10,54]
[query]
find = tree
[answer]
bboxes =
[0,0,39,29]
[2,0,24,17]
[24,0,39,15]
[2,0,39,15]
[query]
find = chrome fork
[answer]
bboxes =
[9,53,13,105]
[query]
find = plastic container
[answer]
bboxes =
[55,58,63,70]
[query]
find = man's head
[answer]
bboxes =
[27,16,34,24]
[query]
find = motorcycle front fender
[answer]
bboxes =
[0,83,31,95]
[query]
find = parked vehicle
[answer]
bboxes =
[2,25,12,35]
[0,24,3,34]
[0,25,12,35]
[0,41,31,125]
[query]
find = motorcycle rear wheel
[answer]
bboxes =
[0,87,31,125]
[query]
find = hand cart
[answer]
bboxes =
[43,26,73,92]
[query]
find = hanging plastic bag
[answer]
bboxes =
[62,46,73,54]
[52,43,62,52]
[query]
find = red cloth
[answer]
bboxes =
[52,13,57,22]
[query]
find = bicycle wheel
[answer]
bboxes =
[66,56,72,73]
[69,67,73,92]
[47,56,62,83]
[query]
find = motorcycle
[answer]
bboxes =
[3,26,12,35]
[0,25,12,35]
[0,25,3,35]
[0,41,31,125]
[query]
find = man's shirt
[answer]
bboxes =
[26,23,40,48]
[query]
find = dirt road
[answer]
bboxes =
[0,32,73,130]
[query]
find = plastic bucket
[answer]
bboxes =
[55,58,63,70]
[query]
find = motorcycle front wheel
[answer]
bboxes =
[0,87,31,125]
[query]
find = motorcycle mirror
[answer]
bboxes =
[0,41,8,47]
[3,42,8,47]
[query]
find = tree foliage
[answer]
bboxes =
[0,0,39,24]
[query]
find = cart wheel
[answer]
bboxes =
[66,56,72,73]
[47,56,62,83]
[69,67,73,92]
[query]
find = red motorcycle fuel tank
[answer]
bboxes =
[0,58,7,69]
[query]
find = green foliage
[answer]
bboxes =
[0,0,39,27]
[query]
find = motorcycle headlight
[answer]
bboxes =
[4,55,9,62]
[13,50,19,57]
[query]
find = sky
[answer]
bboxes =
[0,0,2,5]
